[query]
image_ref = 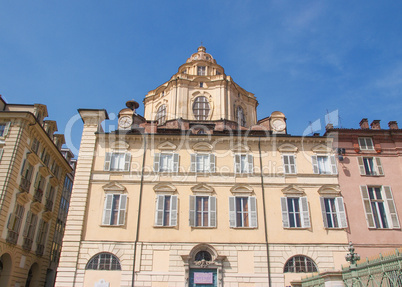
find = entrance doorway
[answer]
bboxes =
[189,268,217,287]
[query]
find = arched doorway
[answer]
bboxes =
[25,263,40,287]
[0,253,12,286]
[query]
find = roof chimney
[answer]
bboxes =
[359,118,369,129]
[388,121,399,130]
[370,120,381,130]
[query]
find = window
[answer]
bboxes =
[41,148,50,166]
[33,174,46,202]
[320,197,347,228]
[361,186,400,229]
[102,194,127,226]
[282,154,297,174]
[236,106,246,127]
[281,197,310,228]
[195,251,212,261]
[193,96,210,120]
[229,196,257,228]
[86,253,121,270]
[191,154,215,173]
[200,82,204,88]
[36,219,49,256]
[22,211,38,251]
[189,196,216,227]
[197,66,206,76]
[234,154,253,174]
[104,152,131,171]
[312,155,337,174]
[20,159,34,193]
[0,122,10,137]
[358,137,374,151]
[284,256,318,273]
[153,153,179,172]
[357,157,384,176]
[31,138,40,154]
[154,195,178,226]
[6,204,25,244]
[45,185,55,211]
[156,104,166,125]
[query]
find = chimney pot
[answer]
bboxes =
[388,121,399,130]
[359,118,369,129]
[370,120,381,130]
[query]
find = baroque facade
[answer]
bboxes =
[0,97,74,286]
[56,47,350,287]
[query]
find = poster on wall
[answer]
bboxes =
[194,272,213,284]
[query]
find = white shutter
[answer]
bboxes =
[189,196,196,227]
[375,158,384,176]
[118,194,127,225]
[300,197,311,228]
[102,194,113,225]
[173,153,179,172]
[124,153,131,171]
[282,155,289,174]
[3,122,10,137]
[320,197,328,228]
[249,196,257,228]
[104,152,111,171]
[155,195,165,226]
[312,156,319,174]
[289,155,296,174]
[209,196,216,227]
[360,186,375,228]
[190,154,196,172]
[357,157,366,175]
[170,195,178,226]
[330,155,337,174]
[234,154,240,174]
[153,153,160,172]
[209,154,215,173]
[383,186,400,229]
[281,197,290,228]
[229,197,236,227]
[335,197,348,228]
[23,211,32,237]
[247,154,253,174]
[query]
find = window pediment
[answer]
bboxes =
[282,185,305,196]
[312,144,332,154]
[102,181,126,192]
[232,143,250,153]
[191,183,214,194]
[158,141,177,151]
[192,142,213,152]
[110,140,129,151]
[153,183,177,193]
[317,185,341,196]
[230,184,254,194]
[278,144,298,153]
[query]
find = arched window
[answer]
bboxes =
[86,253,121,270]
[236,106,246,127]
[193,96,210,120]
[156,105,166,125]
[284,255,317,273]
[195,251,212,261]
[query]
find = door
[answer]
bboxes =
[189,268,217,287]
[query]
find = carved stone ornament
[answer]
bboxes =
[30,202,43,214]
[50,176,58,187]
[27,152,39,166]
[194,259,213,268]
[17,192,32,205]
[42,211,53,222]
[39,166,50,178]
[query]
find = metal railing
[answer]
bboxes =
[6,230,18,244]
[22,237,33,251]
[33,188,43,202]
[19,177,31,193]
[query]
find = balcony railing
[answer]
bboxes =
[45,199,53,211]
[33,188,43,202]
[36,244,45,256]
[22,237,33,251]
[6,230,18,244]
[19,177,31,193]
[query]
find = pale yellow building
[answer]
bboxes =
[56,47,349,287]
[0,97,74,286]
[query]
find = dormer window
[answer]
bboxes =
[193,96,210,120]
[197,66,206,76]
[358,137,374,151]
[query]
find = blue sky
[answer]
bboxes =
[1,1,401,156]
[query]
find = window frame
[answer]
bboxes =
[154,194,178,227]
[190,153,215,173]
[357,157,384,176]
[282,154,297,174]
[189,195,216,228]
[102,193,128,226]
[234,154,253,174]
[229,196,257,228]
[319,197,347,228]
[192,96,210,120]
[281,197,310,228]
[104,152,131,172]
[197,66,206,76]
[0,122,10,138]
[312,155,337,175]
[236,106,246,127]
[153,153,179,173]
[284,255,318,273]
[358,137,374,151]
[86,253,122,271]
[156,104,167,126]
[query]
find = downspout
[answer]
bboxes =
[131,134,147,287]
[258,137,272,287]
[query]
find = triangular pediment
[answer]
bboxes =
[153,183,177,193]
[278,144,298,153]
[158,141,177,151]
[191,183,214,193]
[232,143,250,153]
[192,142,213,152]
[318,185,341,196]
[110,140,129,150]
[102,182,126,192]
[282,185,305,196]
[230,184,254,194]
[312,144,332,153]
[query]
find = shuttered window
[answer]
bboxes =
[319,197,347,228]
[153,153,179,172]
[282,154,297,174]
[357,157,384,176]
[234,154,253,174]
[190,154,215,173]
[104,152,131,171]
[312,155,337,174]
[102,194,127,226]
[189,196,216,227]
[358,137,374,150]
[281,197,310,228]
[229,196,257,228]
[154,195,178,227]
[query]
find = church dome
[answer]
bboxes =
[186,45,217,64]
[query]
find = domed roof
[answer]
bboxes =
[186,46,217,64]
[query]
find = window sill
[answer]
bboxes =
[324,227,346,230]
[283,227,310,230]
[361,174,384,177]
[191,226,216,229]
[153,225,177,228]
[100,224,125,228]
[230,227,258,229]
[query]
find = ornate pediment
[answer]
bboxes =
[30,202,43,214]
[312,144,332,154]
[192,142,213,152]
[17,192,32,205]
[231,143,250,153]
[42,211,53,222]
[102,182,126,192]
[158,141,177,151]
[282,185,305,196]
[191,183,214,194]
[110,140,129,151]
[27,152,39,166]
[230,184,254,194]
[153,183,177,193]
[39,166,50,178]
[278,144,298,153]
[49,176,58,187]
[317,185,341,196]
